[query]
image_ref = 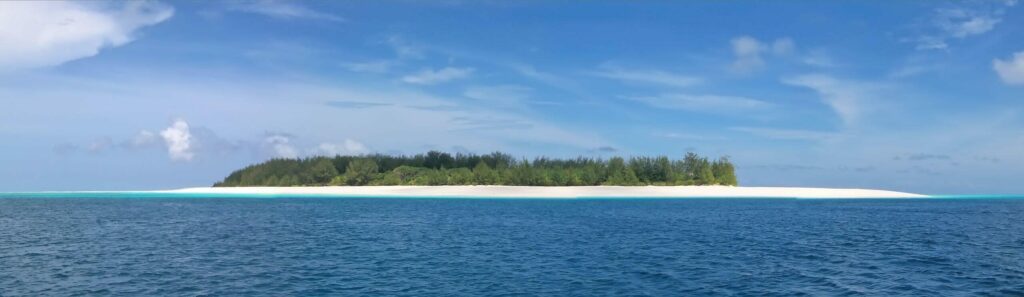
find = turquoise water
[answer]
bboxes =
[8,191,1020,199]
[1,194,1023,295]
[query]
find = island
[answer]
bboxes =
[184,151,926,198]
[215,151,737,187]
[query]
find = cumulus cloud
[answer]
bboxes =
[311,139,370,156]
[628,93,769,114]
[227,0,343,21]
[402,67,474,85]
[993,51,1024,85]
[160,119,194,161]
[263,133,299,159]
[730,36,765,73]
[729,36,794,73]
[0,1,173,71]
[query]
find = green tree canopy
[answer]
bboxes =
[473,161,499,185]
[309,159,339,184]
[213,151,737,187]
[345,159,379,186]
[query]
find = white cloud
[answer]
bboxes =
[772,38,796,55]
[23,72,610,163]
[628,93,769,113]
[263,134,298,159]
[783,75,876,126]
[0,1,173,71]
[950,15,999,38]
[341,60,396,74]
[311,139,370,156]
[87,137,114,153]
[729,36,794,73]
[129,130,159,148]
[801,49,836,68]
[160,119,194,161]
[402,67,474,85]
[510,63,581,94]
[592,65,702,88]
[228,0,343,21]
[652,132,722,141]
[463,85,533,109]
[448,116,534,131]
[888,64,936,79]
[912,3,1014,51]
[993,51,1024,85]
[53,130,160,155]
[732,127,839,141]
[730,36,765,73]
[386,36,423,59]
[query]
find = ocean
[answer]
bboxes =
[1,195,1022,296]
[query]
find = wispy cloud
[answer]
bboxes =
[744,164,824,171]
[731,127,839,141]
[888,64,938,79]
[0,1,173,71]
[385,36,424,59]
[402,67,474,85]
[782,74,873,126]
[899,153,952,161]
[505,63,596,101]
[628,93,769,114]
[341,60,396,74]
[591,65,702,88]
[652,132,721,141]
[448,116,534,131]
[228,0,344,22]
[463,85,533,109]
[800,49,837,68]
[326,100,392,109]
[128,130,159,149]
[993,51,1024,85]
[909,2,1015,50]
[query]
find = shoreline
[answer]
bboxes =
[153,186,928,199]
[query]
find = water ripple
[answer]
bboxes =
[1,198,1023,296]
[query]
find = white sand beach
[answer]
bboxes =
[162,186,927,198]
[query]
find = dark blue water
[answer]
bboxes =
[2,197,1023,296]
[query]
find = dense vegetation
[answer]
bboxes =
[214,151,738,187]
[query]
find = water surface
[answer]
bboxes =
[1,196,1022,296]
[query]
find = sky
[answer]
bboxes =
[1,1,1023,194]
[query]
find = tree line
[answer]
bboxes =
[213,151,738,187]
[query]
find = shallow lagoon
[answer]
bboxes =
[1,196,1022,296]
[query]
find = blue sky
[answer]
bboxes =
[1,1,1023,194]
